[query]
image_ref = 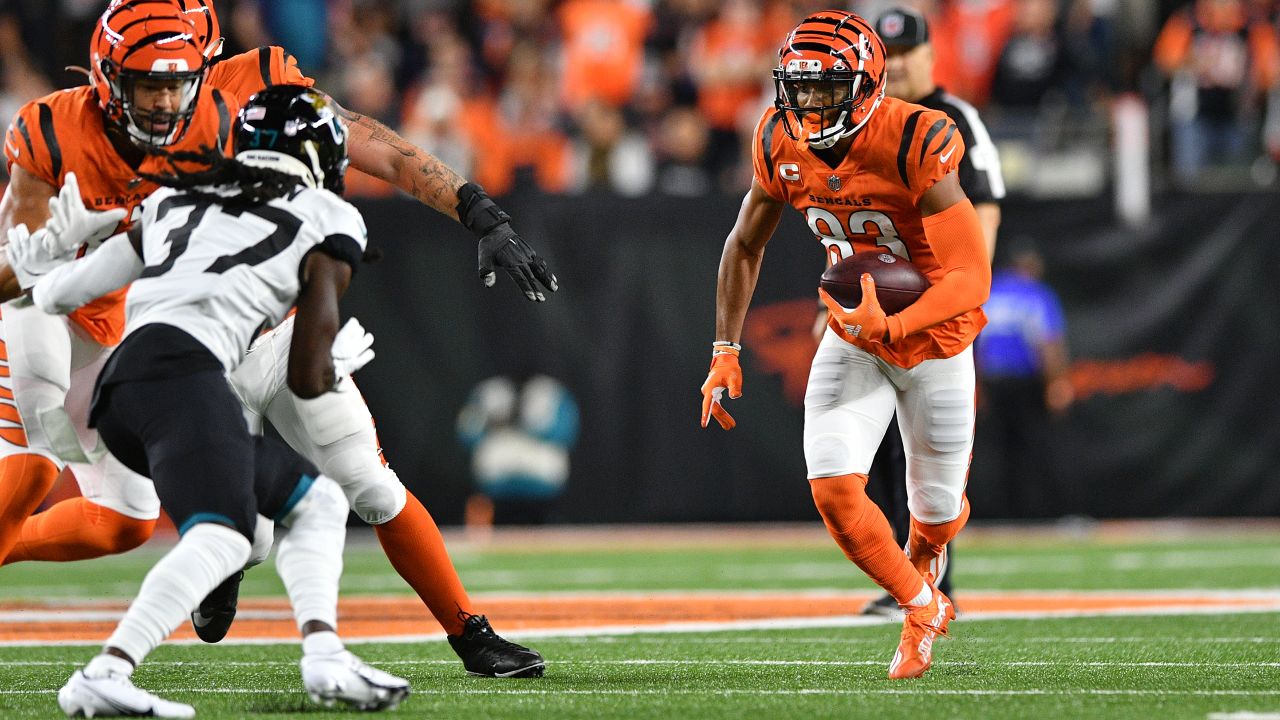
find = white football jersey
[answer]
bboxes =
[125,185,367,372]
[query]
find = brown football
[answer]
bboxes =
[820,251,930,314]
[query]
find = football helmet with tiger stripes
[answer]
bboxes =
[774,10,886,149]
[178,0,224,59]
[90,0,209,148]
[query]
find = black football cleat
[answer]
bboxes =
[860,592,905,620]
[447,613,545,678]
[191,570,244,643]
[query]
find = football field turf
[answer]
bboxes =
[2,522,1279,719]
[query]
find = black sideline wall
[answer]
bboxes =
[345,191,1280,524]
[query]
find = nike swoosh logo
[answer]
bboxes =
[939,146,955,163]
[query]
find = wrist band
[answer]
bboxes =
[712,340,741,357]
[455,182,511,238]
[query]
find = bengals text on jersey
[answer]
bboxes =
[3,46,312,347]
[751,95,986,369]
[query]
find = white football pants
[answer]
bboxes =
[803,327,975,524]
[0,300,159,520]
[229,315,407,527]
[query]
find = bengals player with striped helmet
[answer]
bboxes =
[0,0,547,680]
[699,10,991,679]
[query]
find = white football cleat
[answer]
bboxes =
[58,669,195,718]
[301,650,411,711]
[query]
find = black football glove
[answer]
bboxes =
[457,182,558,302]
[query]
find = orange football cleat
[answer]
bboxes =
[887,576,955,680]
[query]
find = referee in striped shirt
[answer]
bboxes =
[860,6,1007,617]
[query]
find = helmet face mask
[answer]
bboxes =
[234,86,350,195]
[91,0,209,148]
[774,11,886,150]
[111,64,204,146]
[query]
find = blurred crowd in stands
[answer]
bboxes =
[3,0,1279,196]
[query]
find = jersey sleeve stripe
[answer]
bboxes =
[897,109,924,189]
[919,117,948,160]
[258,46,272,87]
[36,103,62,179]
[212,89,231,149]
[931,123,957,156]
[12,116,34,157]
[760,111,782,183]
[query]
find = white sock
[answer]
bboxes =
[302,630,344,656]
[907,582,933,607]
[105,523,251,665]
[276,475,348,632]
[83,653,133,679]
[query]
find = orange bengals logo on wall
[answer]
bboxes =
[742,299,822,406]
[742,298,1217,407]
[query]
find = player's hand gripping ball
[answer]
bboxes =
[819,251,929,314]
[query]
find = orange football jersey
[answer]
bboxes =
[3,47,313,347]
[751,96,987,368]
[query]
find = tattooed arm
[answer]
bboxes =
[320,92,557,301]
[326,94,466,219]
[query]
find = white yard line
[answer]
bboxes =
[3,602,1280,647]
[4,659,1280,668]
[3,687,1280,697]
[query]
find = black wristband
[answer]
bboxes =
[455,182,511,238]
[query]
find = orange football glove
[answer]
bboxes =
[700,343,743,430]
[819,274,889,344]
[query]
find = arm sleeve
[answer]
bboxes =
[884,199,990,342]
[32,234,143,315]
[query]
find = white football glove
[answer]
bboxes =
[4,172,128,290]
[331,317,375,386]
[6,223,64,290]
[44,172,128,254]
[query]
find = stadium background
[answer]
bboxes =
[2,0,1278,525]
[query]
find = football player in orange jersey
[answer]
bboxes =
[699,10,990,679]
[0,0,549,678]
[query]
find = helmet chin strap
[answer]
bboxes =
[805,85,885,150]
[805,109,850,149]
[124,116,182,148]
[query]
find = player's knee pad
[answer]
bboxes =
[804,432,859,478]
[905,460,967,524]
[321,444,405,525]
[246,515,275,568]
[911,496,970,546]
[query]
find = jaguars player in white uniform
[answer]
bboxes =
[15,86,410,718]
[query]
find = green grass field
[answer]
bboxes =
[2,523,1279,719]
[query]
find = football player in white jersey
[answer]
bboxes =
[13,86,410,718]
